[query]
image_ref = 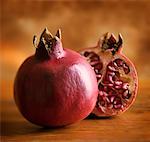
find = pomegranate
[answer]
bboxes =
[80,33,138,117]
[14,28,98,127]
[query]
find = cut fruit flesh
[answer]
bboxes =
[80,33,138,116]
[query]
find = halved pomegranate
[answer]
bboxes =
[80,33,138,117]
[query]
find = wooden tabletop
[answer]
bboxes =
[1,82,150,142]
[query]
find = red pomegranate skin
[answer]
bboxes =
[14,28,98,127]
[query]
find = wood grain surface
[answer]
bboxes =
[1,83,150,142]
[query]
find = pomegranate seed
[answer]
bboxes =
[96,74,102,79]
[103,92,108,97]
[115,58,123,67]
[107,83,114,87]
[83,51,90,57]
[113,97,122,109]
[107,71,115,77]
[122,90,131,99]
[115,81,122,86]
[95,69,99,73]
[114,104,122,109]
[122,83,129,90]
[99,91,103,96]
[123,63,130,74]
[108,66,116,71]
[112,62,118,68]
[115,85,122,89]
[109,96,115,103]
[105,97,110,103]
[108,75,114,83]
[90,61,100,66]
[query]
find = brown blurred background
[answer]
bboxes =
[1,0,150,100]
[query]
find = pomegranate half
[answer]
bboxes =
[80,33,138,117]
[14,28,98,127]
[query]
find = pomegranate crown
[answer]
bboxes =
[33,28,64,59]
[33,28,62,49]
[99,33,123,55]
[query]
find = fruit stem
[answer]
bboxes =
[35,28,64,59]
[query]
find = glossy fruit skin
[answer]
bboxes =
[14,29,98,127]
[80,33,138,117]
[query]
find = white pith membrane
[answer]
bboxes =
[80,33,137,116]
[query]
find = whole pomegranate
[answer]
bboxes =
[14,28,98,127]
[80,33,138,117]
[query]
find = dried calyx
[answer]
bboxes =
[34,28,64,59]
[100,33,123,55]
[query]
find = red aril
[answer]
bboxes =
[14,28,98,127]
[80,33,138,117]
